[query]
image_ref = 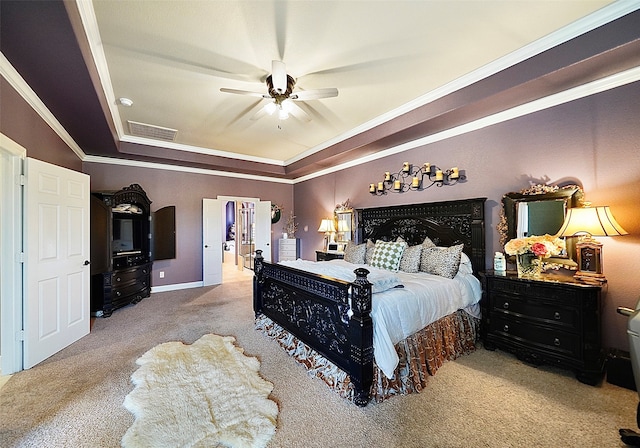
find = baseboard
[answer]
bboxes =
[151,281,204,293]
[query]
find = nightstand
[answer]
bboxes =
[480,271,604,385]
[316,250,344,261]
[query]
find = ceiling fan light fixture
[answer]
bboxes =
[264,102,277,115]
[278,108,289,120]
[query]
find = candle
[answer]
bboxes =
[450,167,459,179]
[369,183,375,193]
[402,162,410,172]
[435,170,443,181]
[377,182,384,191]
[412,177,420,188]
[384,171,391,181]
[394,180,401,190]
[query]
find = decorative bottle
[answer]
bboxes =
[494,252,506,272]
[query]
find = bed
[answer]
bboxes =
[253,198,486,406]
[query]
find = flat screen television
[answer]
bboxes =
[112,216,145,255]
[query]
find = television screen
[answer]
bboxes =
[112,217,143,255]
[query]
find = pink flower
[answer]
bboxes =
[531,242,548,257]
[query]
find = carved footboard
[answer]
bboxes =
[253,250,374,406]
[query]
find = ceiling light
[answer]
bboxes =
[278,108,289,120]
[118,97,133,107]
[264,102,277,115]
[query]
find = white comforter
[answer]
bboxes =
[278,259,482,379]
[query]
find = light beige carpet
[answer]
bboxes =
[122,334,277,448]
[0,271,637,447]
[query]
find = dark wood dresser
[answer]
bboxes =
[480,271,604,385]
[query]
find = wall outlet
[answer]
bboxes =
[159,271,165,278]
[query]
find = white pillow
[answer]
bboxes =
[458,252,474,275]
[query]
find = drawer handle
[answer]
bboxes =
[554,312,561,320]
[554,338,561,346]
[503,302,509,310]
[503,324,509,332]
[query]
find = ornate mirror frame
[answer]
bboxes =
[334,200,354,247]
[498,184,584,262]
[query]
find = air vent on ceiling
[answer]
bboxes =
[128,121,178,141]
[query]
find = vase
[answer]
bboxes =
[516,253,542,278]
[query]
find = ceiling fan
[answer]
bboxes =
[220,60,338,121]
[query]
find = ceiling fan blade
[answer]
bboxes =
[290,88,339,101]
[220,88,270,99]
[288,102,311,122]
[271,60,287,94]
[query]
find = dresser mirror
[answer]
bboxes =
[334,201,354,248]
[498,185,583,264]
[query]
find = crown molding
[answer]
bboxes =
[82,155,293,184]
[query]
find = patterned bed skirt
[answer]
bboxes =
[255,310,480,403]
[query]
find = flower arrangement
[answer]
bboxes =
[283,211,298,238]
[504,234,565,258]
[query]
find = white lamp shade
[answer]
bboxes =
[318,219,336,233]
[557,206,628,237]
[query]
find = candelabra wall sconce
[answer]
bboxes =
[369,162,466,195]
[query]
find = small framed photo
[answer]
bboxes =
[574,239,606,285]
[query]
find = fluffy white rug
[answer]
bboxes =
[122,334,278,448]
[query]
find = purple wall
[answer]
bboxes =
[82,163,293,287]
[1,78,82,171]
[295,81,640,352]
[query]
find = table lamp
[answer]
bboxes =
[557,204,627,284]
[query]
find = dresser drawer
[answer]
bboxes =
[491,293,579,331]
[489,277,580,305]
[112,264,151,285]
[113,276,149,299]
[489,314,581,360]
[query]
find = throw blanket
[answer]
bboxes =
[278,259,402,293]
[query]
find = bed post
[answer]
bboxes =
[253,249,264,317]
[350,267,374,407]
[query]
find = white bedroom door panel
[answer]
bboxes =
[24,158,90,369]
[203,198,222,286]
[255,200,271,263]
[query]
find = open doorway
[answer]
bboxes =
[212,196,271,285]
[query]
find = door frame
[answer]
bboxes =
[1,134,26,375]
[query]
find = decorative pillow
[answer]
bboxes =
[399,245,422,273]
[420,244,464,278]
[365,239,376,265]
[344,243,366,264]
[458,252,473,275]
[422,236,436,248]
[370,241,407,272]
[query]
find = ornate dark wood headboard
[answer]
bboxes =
[355,198,487,275]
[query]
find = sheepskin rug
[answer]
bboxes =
[122,334,278,448]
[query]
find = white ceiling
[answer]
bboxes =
[84,0,613,165]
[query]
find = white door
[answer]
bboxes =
[255,201,272,262]
[203,198,222,286]
[24,158,90,369]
